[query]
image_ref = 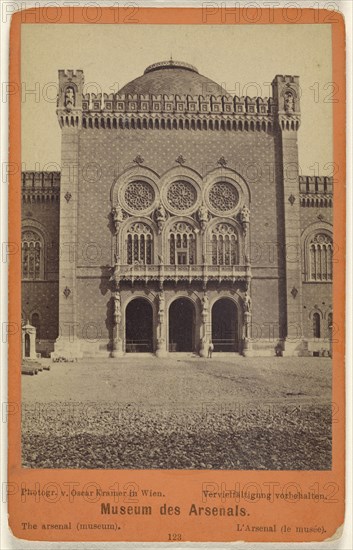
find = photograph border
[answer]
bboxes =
[7,5,346,544]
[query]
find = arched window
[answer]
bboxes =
[126,222,153,265]
[211,223,239,265]
[169,222,196,265]
[309,233,333,281]
[22,230,44,279]
[31,313,40,340]
[312,312,321,338]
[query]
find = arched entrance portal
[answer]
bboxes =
[212,298,239,352]
[169,298,195,352]
[125,298,153,353]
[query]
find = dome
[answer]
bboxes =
[118,60,227,97]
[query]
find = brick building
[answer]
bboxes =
[21,60,333,358]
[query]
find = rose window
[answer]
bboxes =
[166,181,197,211]
[124,181,155,211]
[209,182,239,212]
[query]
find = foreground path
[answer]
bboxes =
[22,356,331,405]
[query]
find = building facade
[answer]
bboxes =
[21,61,333,358]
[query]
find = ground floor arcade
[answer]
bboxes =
[123,295,240,354]
[107,285,254,358]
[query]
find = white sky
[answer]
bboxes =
[21,24,333,175]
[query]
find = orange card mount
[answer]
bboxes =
[8,6,345,543]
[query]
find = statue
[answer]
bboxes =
[158,291,165,325]
[198,205,208,231]
[111,205,123,234]
[201,294,209,319]
[243,291,252,313]
[240,204,250,236]
[240,204,250,223]
[155,203,166,233]
[158,292,165,316]
[64,86,75,109]
[284,91,294,113]
[113,292,121,326]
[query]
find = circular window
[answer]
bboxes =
[208,182,239,213]
[166,180,197,212]
[124,181,155,211]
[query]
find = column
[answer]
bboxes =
[111,289,124,358]
[199,293,210,357]
[242,289,253,356]
[156,290,167,357]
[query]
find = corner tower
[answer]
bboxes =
[272,75,302,354]
[52,70,84,359]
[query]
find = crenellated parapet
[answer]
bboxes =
[56,68,301,132]
[80,92,275,116]
[22,171,60,203]
[57,92,275,131]
[299,176,333,194]
[299,176,333,207]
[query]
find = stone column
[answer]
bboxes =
[199,293,210,357]
[242,290,253,356]
[110,213,124,358]
[242,311,252,354]
[111,289,124,358]
[156,290,167,357]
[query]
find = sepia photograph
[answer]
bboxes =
[20,23,334,471]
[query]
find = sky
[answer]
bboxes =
[21,24,333,174]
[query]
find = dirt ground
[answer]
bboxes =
[22,356,331,404]
[21,356,332,470]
